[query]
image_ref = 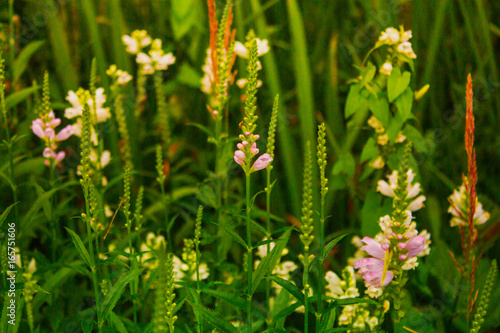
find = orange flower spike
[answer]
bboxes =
[465,74,478,242]
[207,0,219,83]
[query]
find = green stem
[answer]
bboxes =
[126,222,138,325]
[303,257,309,333]
[246,173,253,333]
[49,161,56,261]
[195,233,203,333]
[84,186,102,333]
[265,167,272,319]
[316,197,325,328]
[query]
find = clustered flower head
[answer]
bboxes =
[106,65,132,85]
[234,37,268,90]
[234,132,273,173]
[367,116,406,169]
[448,182,490,227]
[378,27,416,60]
[377,169,426,211]
[355,211,431,297]
[136,38,176,75]
[122,30,152,55]
[325,267,380,330]
[32,110,73,165]
[65,87,111,142]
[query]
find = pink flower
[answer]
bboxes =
[56,125,73,141]
[252,153,273,171]
[55,151,66,162]
[32,120,45,138]
[43,148,55,158]
[250,142,259,155]
[360,237,389,259]
[234,150,245,165]
[405,235,425,258]
[354,258,393,287]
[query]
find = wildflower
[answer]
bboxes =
[234,38,270,58]
[106,65,132,85]
[32,111,72,165]
[65,88,111,124]
[378,27,416,59]
[122,30,152,54]
[448,183,490,227]
[236,78,262,89]
[380,62,393,76]
[325,266,360,299]
[136,39,176,74]
[370,156,385,169]
[377,169,426,211]
[379,28,400,44]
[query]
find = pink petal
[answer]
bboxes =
[31,121,45,138]
[56,125,73,141]
[406,235,426,258]
[43,148,55,158]
[55,151,66,162]
[252,153,273,171]
[360,237,386,259]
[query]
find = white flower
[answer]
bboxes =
[377,169,426,211]
[236,78,263,89]
[117,70,132,84]
[401,30,412,42]
[379,28,400,44]
[234,38,270,58]
[397,41,416,59]
[448,184,490,227]
[380,62,393,76]
[122,30,152,54]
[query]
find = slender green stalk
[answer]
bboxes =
[316,123,328,328]
[265,166,272,313]
[299,142,314,333]
[246,173,253,333]
[194,206,204,333]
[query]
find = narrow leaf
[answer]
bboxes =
[65,227,93,270]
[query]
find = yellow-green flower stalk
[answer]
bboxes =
[122,165,138,324]
[264,94,279,314]
[470,259,497,333]
[107,65,133,167]
[316,122,329,327]
[22,259,37,333]
[165,253,178,332]
[154,71,171,153]
[156,144,171,249]
[299,141,314,333]
[79,104,102,332]
[194,206,204,333]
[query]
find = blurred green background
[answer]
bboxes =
[1,0,499,329]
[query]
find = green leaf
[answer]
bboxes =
[5,85,40,110]
[360,138,378,163]
[201,289,249,311]
[267,276,305,305]
[171,0,204,40]
[386,112,405,143]
[13,40,46,83]
[110,311,128,333]
[81,319,95,333]
[387,68,411,102]
[395,87,413,122]
[344,84,368,118]
[361,191,392,238]
[0,202,18,227]
[65,227,94,270]
[320,307,336,331]
[252,228,292,294]
[101,268,145,322]
[220,223,248,249]
[332,151,355,177]
[360,62,377,88]
[177,63,202,88]
[272,301,302,324]
[322,234,348,260]
[404,125,429,153]
[197,306,237,333]
[368,93,390,127]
